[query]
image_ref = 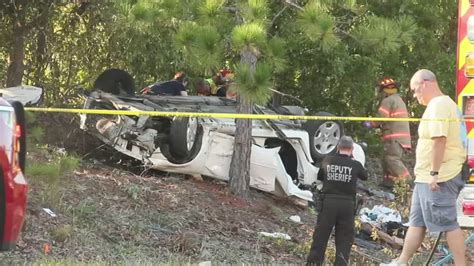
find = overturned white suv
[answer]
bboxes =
[80,69,365,201]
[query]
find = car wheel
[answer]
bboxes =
[8,101,26,173]
[168,117,203,161]
[303,112,343,162]
[93,69,135,96]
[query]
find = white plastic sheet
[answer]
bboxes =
[258,232,291,240]
[359,204,401,225]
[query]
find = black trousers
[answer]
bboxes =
[307,196,355,266]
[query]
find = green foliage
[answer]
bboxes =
[176,23,224,74]
[353,15,417,57]
[397,16,418,44]
[175,22,200,48]
[131,1,160,21]
[29,126,45,144]
[71,198,97,220]
[27,163,61,182]
[232,62,272,105]
[59,155,81,174]
[123,183,152,202]
[115,0,134,18]
[26,151,80,208]
[51,224,73,243]
[192,26,225,71]
[297,1,338,52]
[30,166,62,208]
[391,179,411,220]
[25,112,44,146]
[197,0,226,25]
[239,0,269,24]
[318,0,356,8]
[125,183,143,201]
[266,37,287,73]
[231,22,267,52]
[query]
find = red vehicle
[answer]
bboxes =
[0,97,27,250]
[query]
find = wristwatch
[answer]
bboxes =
[430,171,439,176]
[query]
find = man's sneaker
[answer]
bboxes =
[379,259,408,266]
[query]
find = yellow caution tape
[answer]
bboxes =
[24,107,474,123]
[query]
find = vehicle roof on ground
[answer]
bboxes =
[0,86,43,106]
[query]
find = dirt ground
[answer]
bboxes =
[0,159,326,264]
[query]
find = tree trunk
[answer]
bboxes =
[229,97,253,197]
[229,48,258,198]
[33,3,51,86]
[34,29,47,85]
[6,22,26,87]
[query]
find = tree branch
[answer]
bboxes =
[269,5,288,29]
[284,0,303,11]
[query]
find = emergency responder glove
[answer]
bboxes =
[362,121,372,129]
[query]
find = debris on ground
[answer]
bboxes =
[357,183,395,200]
[360,205,402,225]
[357,203,406,249]
[258,232,292,240]
[289,215,301,223]
[359,222,404,249]
[42,208,57,218]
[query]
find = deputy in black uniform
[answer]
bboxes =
[307,136,368,266]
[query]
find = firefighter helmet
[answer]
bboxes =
[378,77,400,90]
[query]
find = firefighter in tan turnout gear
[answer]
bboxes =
[364,77,412,189]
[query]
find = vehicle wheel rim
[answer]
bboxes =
[313,121,341,155]
[186,118,198,151]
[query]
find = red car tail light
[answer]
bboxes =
[463,201,474,215]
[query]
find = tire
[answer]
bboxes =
[168,117,203,161]
[8,101,26,173]
[93,69,135,96]
[303,112,343,162]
